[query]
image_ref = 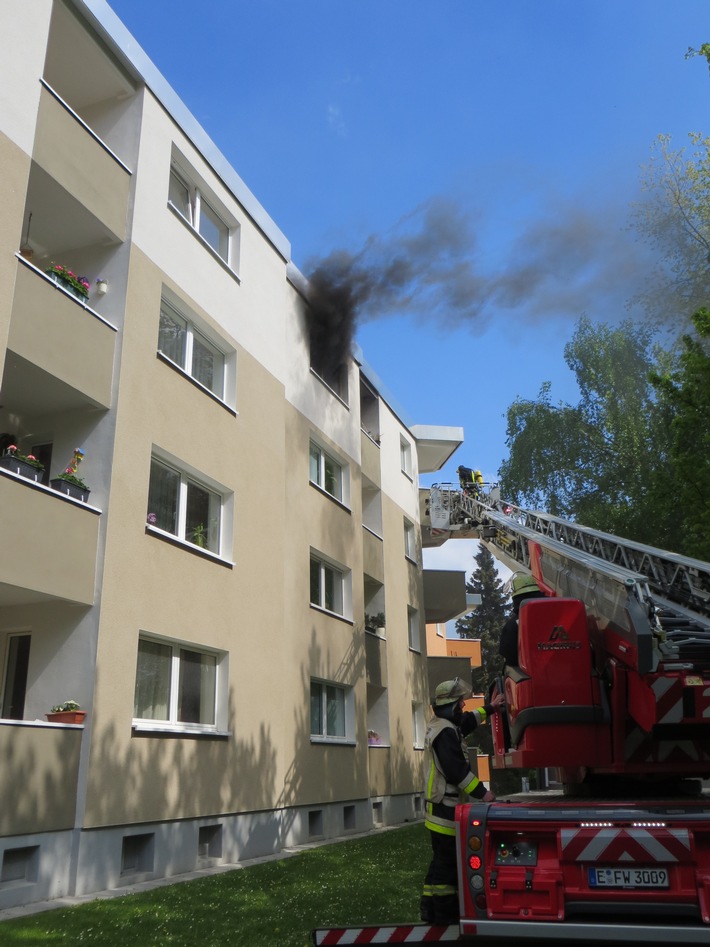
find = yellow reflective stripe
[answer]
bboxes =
[462,774,480,796]
[426,761,437,801]
[422,884,434,897]
[432,884,457,895]
[475,707,487,724]
[425,818,456,836]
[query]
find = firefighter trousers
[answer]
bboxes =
[420,829,459,924]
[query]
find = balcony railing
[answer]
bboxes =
[9,256,117,409]
[0,472,100,606]
[0,720,82,836]
[34,80,131,242]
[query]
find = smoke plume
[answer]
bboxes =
[305,194,658,375]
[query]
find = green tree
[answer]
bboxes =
[499,315,677,547]
[650,308,710,560]
[632,132,710,324]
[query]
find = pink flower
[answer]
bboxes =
[7,444,17,452]
[65,467,73,474]
[26,454,36,461]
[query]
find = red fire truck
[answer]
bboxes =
[313,487,710,945]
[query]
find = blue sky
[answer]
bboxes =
[108,0,710,578]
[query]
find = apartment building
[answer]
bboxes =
[0,0,466,909]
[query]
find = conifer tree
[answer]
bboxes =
[455,543,519,793]
[455,543,510,697]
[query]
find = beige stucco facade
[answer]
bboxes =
[0,0,464,909]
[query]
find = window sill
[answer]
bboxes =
[309,480,351,513]
[367,742,391,748]
[157,352,237,415]
[132,723,231,738]
[309,604,353,625]
[145,525,234,567]
[309,737,356,746]
[168,202,241,282]
[413,744,425,751]
[405,554,418,565]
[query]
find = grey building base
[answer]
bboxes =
[0,792,425,912]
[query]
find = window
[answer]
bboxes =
[310,679,353,743]
[408,607,421,652]
[168,160,237,268]
[158,299,228,401]
[400,437,413,477]
[1,634,30,720]
[133,635,226,730]
[404,519,416,561]
[310,554,345,615]
[147,456,224,555]
[309,440,345,503]
[412,701,425,749]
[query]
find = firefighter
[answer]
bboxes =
[420,678,504,925]
[499,573,545,667]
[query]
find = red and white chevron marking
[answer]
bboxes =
[560,826,691,863]
[313,925,460,944]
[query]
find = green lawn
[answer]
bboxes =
[1,823,429,947]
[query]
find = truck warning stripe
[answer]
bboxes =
[560,827,691,864]
[313,925,461,944]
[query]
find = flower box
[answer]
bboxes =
[45,710,86,724]
[51,477,90,502]
[0,454,41,481]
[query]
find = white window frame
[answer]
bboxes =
[404,518,417,561]
[412,701,425,749]
[147,451,233,562]
[408,606,421,652]
[400,436,413,478]
[309,678,354,744]
[309,550,352,619]
[132,633,229,734]
[168,155,240,273]
[309,438,348,505]
[158,296,236,407]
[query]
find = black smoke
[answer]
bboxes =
[305,193,658,377]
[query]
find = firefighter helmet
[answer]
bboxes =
[434,677,472,706]
[511,573,542,599]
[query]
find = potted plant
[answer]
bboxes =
[365,612,386,634]
[0,444,45,482]
[46,700,86,724]
[51,447,91,502]
[45,263,90,300]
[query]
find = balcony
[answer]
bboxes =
[360,430,381,484]
[7,257,116,410]
[0,473,99,606]
[0,720,82,835]
[33,82,131,243]
[362,527,384,583]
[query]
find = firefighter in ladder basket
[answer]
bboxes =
[420,678,505,925]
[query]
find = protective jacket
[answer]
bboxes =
[424,707,491,836]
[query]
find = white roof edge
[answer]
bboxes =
[73,0,291,262]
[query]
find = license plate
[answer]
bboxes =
[588,866,669,889]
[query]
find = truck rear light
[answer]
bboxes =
[469,855,482,870]
[468,836,482,852]
[470,874,484,890]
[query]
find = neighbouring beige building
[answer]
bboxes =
[0,0,469,909]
